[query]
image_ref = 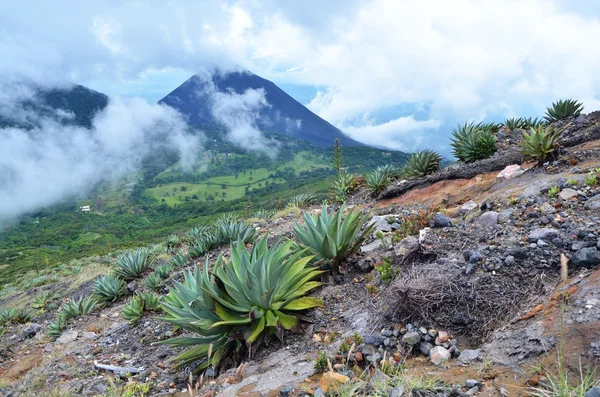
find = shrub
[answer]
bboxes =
[548,186,560,198]
[567,178,579,186]
[61,296,97,320]
[113,248,154,281]
[286,193,317,209]
[364,169,391,195]
[157,238,323,373]
[293,204,375,273]
[450,122,497,163]
[154,264,173,279]
[330,173,361,202]
[0,308,31,324]
[166,234,183,251]
[402,150,442,178]
[47,315,66,340]
[187,225,212,242]
[168,253,188,268]
[520,125,561,165]
[504,117,544,131]
[31,292,55,312]
[189,238,212,259]
[585,173,597,186]
[392,208,435,242]
[374,257,396,283]
[252,209,275,220]
[544,99,584,123]
[145,272,162,291]
[123,292,161,325]
[93,275,125,302]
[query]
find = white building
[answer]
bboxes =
[80,205,90,212]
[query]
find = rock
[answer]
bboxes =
[465,380,481,388]
[429,346,451,366]
[364,334,385,346]
[540,203,556,214]
[585,386,600,397]
[389,385,405,397]
[369,216,392,232]
[465,263,476,275]
[457,349,481,363]
[127,281,138,294]
[44,343,55,352]
[585,195,600,210]
[571,248,600,267]
[402,332,421,345]
[55,330,78,345]
[528,228,559,243]
[482,323,557,366]
[370,370,391,386]
[469,251,483,263]
[435,330,450,345]
[23,323,42,338]
[313,388,325,397]
[504,255,515,266]
[355,352,364,362]
[319,372,350,393]
[419,342,434,355]
[279,385,293,397]
[82,331,99,340]
[459,200,478,215]
[477,211,498,228]
[433,213,453,228]
[559,188,579,200]
[394,236,419,257]
[361,240,384,253]
[497,164,524,181]
[498,208,514,223]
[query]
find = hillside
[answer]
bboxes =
[0,109,599,396]
[159,70,363,147]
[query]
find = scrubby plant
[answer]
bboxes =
[585,173,597,186]
[364,169,391,195]
[61,296,97,320]
[450,122,497,163]
[548,186,560,198]
[374,257,395,283]
[293,204,375,273]
[544,99,584,123]
[168,253,188,268]
[93,275,125,302]
[113,248,154,281]
[144,272,162,292]
[154,264,173,279]
[392,208,435,242]
[520,125,561,165]
[567,178,579,186]
[0,308,31,324]
[330,173,361,202]
[166,234,183,251]
[286,193,317,209]
[31,292,55,312]
[123,292,161,325]
[402,149,442,178]
[157,238,323,373]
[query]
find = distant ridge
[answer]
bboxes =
[158,70,363,147]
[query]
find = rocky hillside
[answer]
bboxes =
[1,114,600,396]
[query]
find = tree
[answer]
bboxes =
[332,138,344,177]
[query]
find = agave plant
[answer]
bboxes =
[520,125,561,165]
[61,296,97,320]
[113,248,154,281]
[31,292,55,312]
[145,272,162,291]
[93,275,125,302]
[123,292,161,325]
[375,164,401,180]
[451,122,497,163]
[187,225,212,242]
[168,253,188,268]
[364,169,391,195]
[252,209,275,221]
[47,314,66,340]
[286,193,317,209]
[214,220,256,246]
[330,173,360,202]
[0,308,31,325]
[154,264,173,279]
[293,204,375,273]
[158,238,323,373]
[189,238,212,259]
[402,150,442,178]
[544,99,584,123]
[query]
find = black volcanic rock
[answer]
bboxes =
[159,70,362,147]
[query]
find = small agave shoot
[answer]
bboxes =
[293,204,375,274]
[520,125,561,165]
[544,99,584,123]
[403,149,442,179]
[158,238,323,373]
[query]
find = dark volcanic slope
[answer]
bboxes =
[159,70,363,147]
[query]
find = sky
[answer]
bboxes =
[2,0,600,154]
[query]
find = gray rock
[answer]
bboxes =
[465,380,481,388]
[528,227,559,243]
[477,211,499,228]
[44,343,55,352]
[394,236,419,257]
[459,200,478,215]
[364,334,385,346]
[420,342,434,355]
[361,240,384,253]
[457,349,481,363]
[482,323,556,366]
[429,346,451,365]
[540,203,556,214]
[55,330,78,345]
[585,386,600,397]
[465,263,476,275]
[498,208,514,223]
[23,323,42,338]
[369,216,392,232]
[571,247,600,267]
[279,385,293,397]
[433,213,453,228]
[504,255,515,266]
[402,332,421,345]
[127,281,138,294]
[389,385,405,397]
[469,251,483,263]
[559,188,579,200]
[497,164,524,181]
[313,388,325,397]
[585,195,600,210]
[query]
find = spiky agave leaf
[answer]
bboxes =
[113,248,154,281]
[0,308,31,325]
[61,296,97,320]
[168,253,188,268]
[31,292,55,311]
[293,204,375,273]
[330,173,360,202]
[364,169,390,195]
[450,122,497,163]
[286,193,317,209]
[93,275,125,302]
[402,149,442,178]
[520,125,561,165]
[544,99,583,123]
